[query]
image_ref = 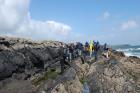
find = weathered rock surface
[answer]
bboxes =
[73,51,140,93]
[49,68,83,93]
[0,36,140,93]
[0,36,64,81]
[0,79,36,93]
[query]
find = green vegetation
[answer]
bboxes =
[32,68,59,86]
[79,77,87,84]
[98,61,105,65]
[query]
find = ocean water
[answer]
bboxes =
[112,45,140,58]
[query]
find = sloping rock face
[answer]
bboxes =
[0,36,140,93]
[0,36,82,93]
[0,79,36,93]
[74,51,140,93]
[87,60,140,93]
[0,36,64,81]
[49,68,83,93]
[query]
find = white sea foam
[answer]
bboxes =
[117,48,140,58]
[117,48,133,52]
[123,52,140,58]
[124,52,133,57]
[137,48,140,50]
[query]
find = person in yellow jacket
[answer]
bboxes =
[89,41,94,58]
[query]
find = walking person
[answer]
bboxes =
[77,42,83,57]
[89,41,93,58]
[68,44,73,62]
[85,42,90,56]
[104,43,109,51]
[94,41,100,61]
[60,45,71,74]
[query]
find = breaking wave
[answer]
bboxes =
[116,47,140,58]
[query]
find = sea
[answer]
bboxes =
[111,45,140,58]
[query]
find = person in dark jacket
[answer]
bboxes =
[68,44,73,62]
[76,42,83,56]
[73,43,78,58]
[104,43,109,51]
[76,42,85,63]
[94,41,100,61]
[85,42,90,56]
[60,45,71,74]
[85,42,89,48]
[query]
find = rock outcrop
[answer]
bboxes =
[47,68,83,93]
[73,51,140,93]
[0,36,140,93]
[0,36,64,81]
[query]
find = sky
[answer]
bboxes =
[0,0,140,45]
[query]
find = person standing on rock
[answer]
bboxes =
[85,42,89,48]
[85,42,90,56]
[81,45,88,64]
[60,45,71,74]
[75,42,85,63]
[104,43,109,51]
[94,41,100,61]
[102,43,111,59]
[68,44,74,62]
[89,41,93,58]
[73,43,78,58]
[76,42,83,57]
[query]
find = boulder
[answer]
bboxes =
[0,79,36,93]
[0,36,63,81]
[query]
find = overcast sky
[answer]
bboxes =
[0,0,140,45]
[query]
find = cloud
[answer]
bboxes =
[0,0,72,41]
[103,11,110,19]
[0,0,29,32]
[121,20,138,30]
[46,21,71,36]
[97,11,110,21]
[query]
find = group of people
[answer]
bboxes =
[60,41,108,74]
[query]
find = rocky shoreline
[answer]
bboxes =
[0,36,140,93]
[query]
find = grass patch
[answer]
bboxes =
[79,77,87,84]
[98,61,105,65]
[32,69,59,86]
